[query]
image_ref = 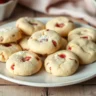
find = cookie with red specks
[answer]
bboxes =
[0,27,22,44]
[6,51,42,76]
[16,17,45,35]
[67,38,96,64]
[0,43,22,62]
[46,17,75,37]
[19,36,30,50]
[44,50,79,77]
[68,27,96,42]
[28,29,62,55]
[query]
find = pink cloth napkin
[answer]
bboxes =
[19,0,96,27]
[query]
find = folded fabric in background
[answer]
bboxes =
[19,0,96,27]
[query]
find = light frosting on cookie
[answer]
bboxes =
[0,27,22,44]
[28,29,62,55]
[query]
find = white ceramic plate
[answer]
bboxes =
[0,18,96,87]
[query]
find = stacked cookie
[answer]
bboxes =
[67,28,96,65]
[7,17,45,76]
[4,16,96,77]
[0,27,22,62]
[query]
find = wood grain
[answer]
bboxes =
[48,85,96,96]
[0,86,46,96]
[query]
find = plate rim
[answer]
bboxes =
[0,73,96,87]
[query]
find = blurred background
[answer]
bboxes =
[0,0,96,27]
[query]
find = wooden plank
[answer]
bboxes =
[82,77,96,85]
[83,85,96,96]
[0,86,46,96]
[0,79,16,85]
[48,85,96,96]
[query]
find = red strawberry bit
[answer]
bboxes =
[49,67,51,70]
[0,0,9,3]
[22,56,31,62]
[0,0,5,3]
[35,57,39,61]
[68,46,72,50]
[11,64,15,70]
[80,36,88,39]
[52,40,57,47]
[55,23,64,28]
[69,58,77,63]
[4,44,12,47]
[58,54,66,58]
[0,36,3,42]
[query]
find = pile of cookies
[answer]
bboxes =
[0,17,96,77]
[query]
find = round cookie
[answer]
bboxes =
[67,38,96,64]
[16,17,45,35]
[19,36,29,50]
[0,27,22,44]
[44,50,79,77]
[46,17,75,37]
[6,51,42,76]
[60,38,67,50]
[28,29,62,55]
[0,43,22,62]
[68,27,96,42]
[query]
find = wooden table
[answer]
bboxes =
[0,4,96,96]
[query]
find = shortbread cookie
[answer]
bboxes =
[19,36,29,50]
[0,43,22,62]
[67,38,96,64]
[60,38,67,49]
[16,17,45,35]
[28,29,62,55]
[6,51,42,76]
[68,27,96,42]
[0,27,22,44]
[46,17,75,37]
[44,50,79,77]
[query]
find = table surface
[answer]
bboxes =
[0,4,96,96]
